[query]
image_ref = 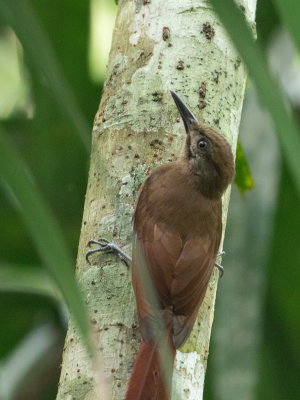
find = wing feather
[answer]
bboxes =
[132,213,221,348]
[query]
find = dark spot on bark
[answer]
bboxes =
[198,100,207,109]
[136,49,153,68]
[176,60,184,70]
[152,91,163,102]
[150,139,163,149]
[162,26,170,41]
[201,22,215,40]
[234,57,241,70]
[199,81,206,99]
[213,70,220,84]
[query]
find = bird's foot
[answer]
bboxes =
[215,251,225,278]
[86,238,132,267]
[215,263,224,277]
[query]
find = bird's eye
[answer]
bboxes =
[197,140,207,149]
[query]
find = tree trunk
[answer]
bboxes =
[56,1,257,399]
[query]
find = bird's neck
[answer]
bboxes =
[179,155,225,200]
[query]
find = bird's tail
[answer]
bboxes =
[125,334,176,400]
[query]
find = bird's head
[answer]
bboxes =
[171,91,235,199]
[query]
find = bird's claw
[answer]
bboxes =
[215,263,224,278]
[86,238,131,267]
[215,251,225,278]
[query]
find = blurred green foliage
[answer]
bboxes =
[256,2,300,398]
[211,0,300,196]
[0,0,100,397]
[235,140,255,194]
[257,163,300,400]
[0,0,299,399]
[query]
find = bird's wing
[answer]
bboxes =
[132,216,221,348]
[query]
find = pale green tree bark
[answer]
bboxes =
[56,1,257,399]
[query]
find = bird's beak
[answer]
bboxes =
[170,91,198,134]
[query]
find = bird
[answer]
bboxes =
[123,91,235,399]
[86,91,234,399]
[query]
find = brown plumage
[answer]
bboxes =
[125,92,235,400]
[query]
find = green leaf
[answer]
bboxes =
[209,0,300,198]
[0,125,92,354]
[0,0,90,150]
[272,0,300,51]
[0,323,61,399]
[235,140,254,194]
[0,263,62,303]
